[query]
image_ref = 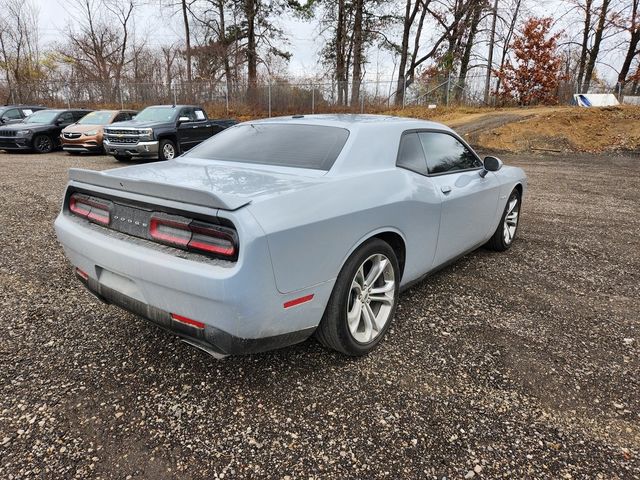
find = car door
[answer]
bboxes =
[395,132,442,275]
[192,108,213,144]
[177,107,198,150]
[54,112,75,136]
[418,131,501,267]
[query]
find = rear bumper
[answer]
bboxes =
[54,210,332,355]
[78,272,315,355]
[104,139,158,158]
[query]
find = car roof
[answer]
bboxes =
[144,105,199,109]
[251,114,451,132]
[247,114,458,176]
[0,105,46,110]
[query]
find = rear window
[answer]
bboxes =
[184,123,350,170]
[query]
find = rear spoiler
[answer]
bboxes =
[68,168,250,211]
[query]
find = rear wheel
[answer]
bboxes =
[486,189,521,251]
[32,134,53,153]
[159,139,177,160]
[316,238,399,356]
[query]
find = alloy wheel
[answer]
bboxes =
[346,253,396,344]
[162,143,176,160]
[35,136,52,153]
[503,195,520,245]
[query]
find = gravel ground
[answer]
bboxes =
[0,150,638,479]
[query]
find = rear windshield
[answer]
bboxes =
[184,123,350,170]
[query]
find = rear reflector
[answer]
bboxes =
[283,294,314,309]
[69,193,111,226]
[171,313,205,329]
[75,267,89,280]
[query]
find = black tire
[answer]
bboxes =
[315,238,400,356]
[114,155,130,162]
[32,134,53,154]
[158,139,177,161]
[486,188,521,251]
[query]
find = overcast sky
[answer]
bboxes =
[35,0,624,83]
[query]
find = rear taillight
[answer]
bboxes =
[69,193,111,226]
[149,215,237,259]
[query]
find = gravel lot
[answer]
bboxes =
[0,150,638,479]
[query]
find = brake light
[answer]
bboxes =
[69,193,111,225]
[149,215,237,258]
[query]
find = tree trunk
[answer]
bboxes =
[456,1,483,102]
[495,0,521,94]
[350,0,364,108]
[576,0,593,92]
[617,0,639,94]
[182,0,192,85]
[582,0,611,92]
[217,0,233,95]
[395,0,419,105]
[245,0,258,104]
[336,0,347,105]
[484,0,498,104]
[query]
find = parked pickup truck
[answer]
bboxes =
[103,105,237,161]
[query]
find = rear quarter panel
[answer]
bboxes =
[247,169,442,294]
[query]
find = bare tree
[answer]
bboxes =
[393,0,475,105]
[0,0,41,102]
[616,0,640,93]
[582,0,612,91]
[59,0,136,100]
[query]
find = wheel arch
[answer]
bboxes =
[340,228,407,282]
[157,132,178,145]
[514,183,523,196]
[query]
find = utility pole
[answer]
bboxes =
[484,0,499,104]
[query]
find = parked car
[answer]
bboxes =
[61,109,137,154]
[54,115,526,358]
[0,105,47,125]
[102,105,237,162]
[0,109,92,153]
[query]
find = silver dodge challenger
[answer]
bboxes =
[54,115,526,357]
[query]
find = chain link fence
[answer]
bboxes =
[0,73,623,116]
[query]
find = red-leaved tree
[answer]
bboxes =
[494,17,565,105]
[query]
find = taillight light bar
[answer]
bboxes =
[149,215,237,259]
[69,193,112,226]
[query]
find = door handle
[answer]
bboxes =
[441,185,452,194]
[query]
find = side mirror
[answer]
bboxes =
[0,117,5,124]
[177,116,190,124]
[480,156,503,177]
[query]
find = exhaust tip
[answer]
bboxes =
[180,338,228,360]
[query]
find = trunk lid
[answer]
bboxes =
[69,158,326,211]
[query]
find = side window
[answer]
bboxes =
[113,112,128,122]
[58,112,74,124]
[194,108,206,121]
[418,132,482,174]
[74,111,89,121]
[396,132,428,175]
[3,109,22,120]
[179,107,195,121]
